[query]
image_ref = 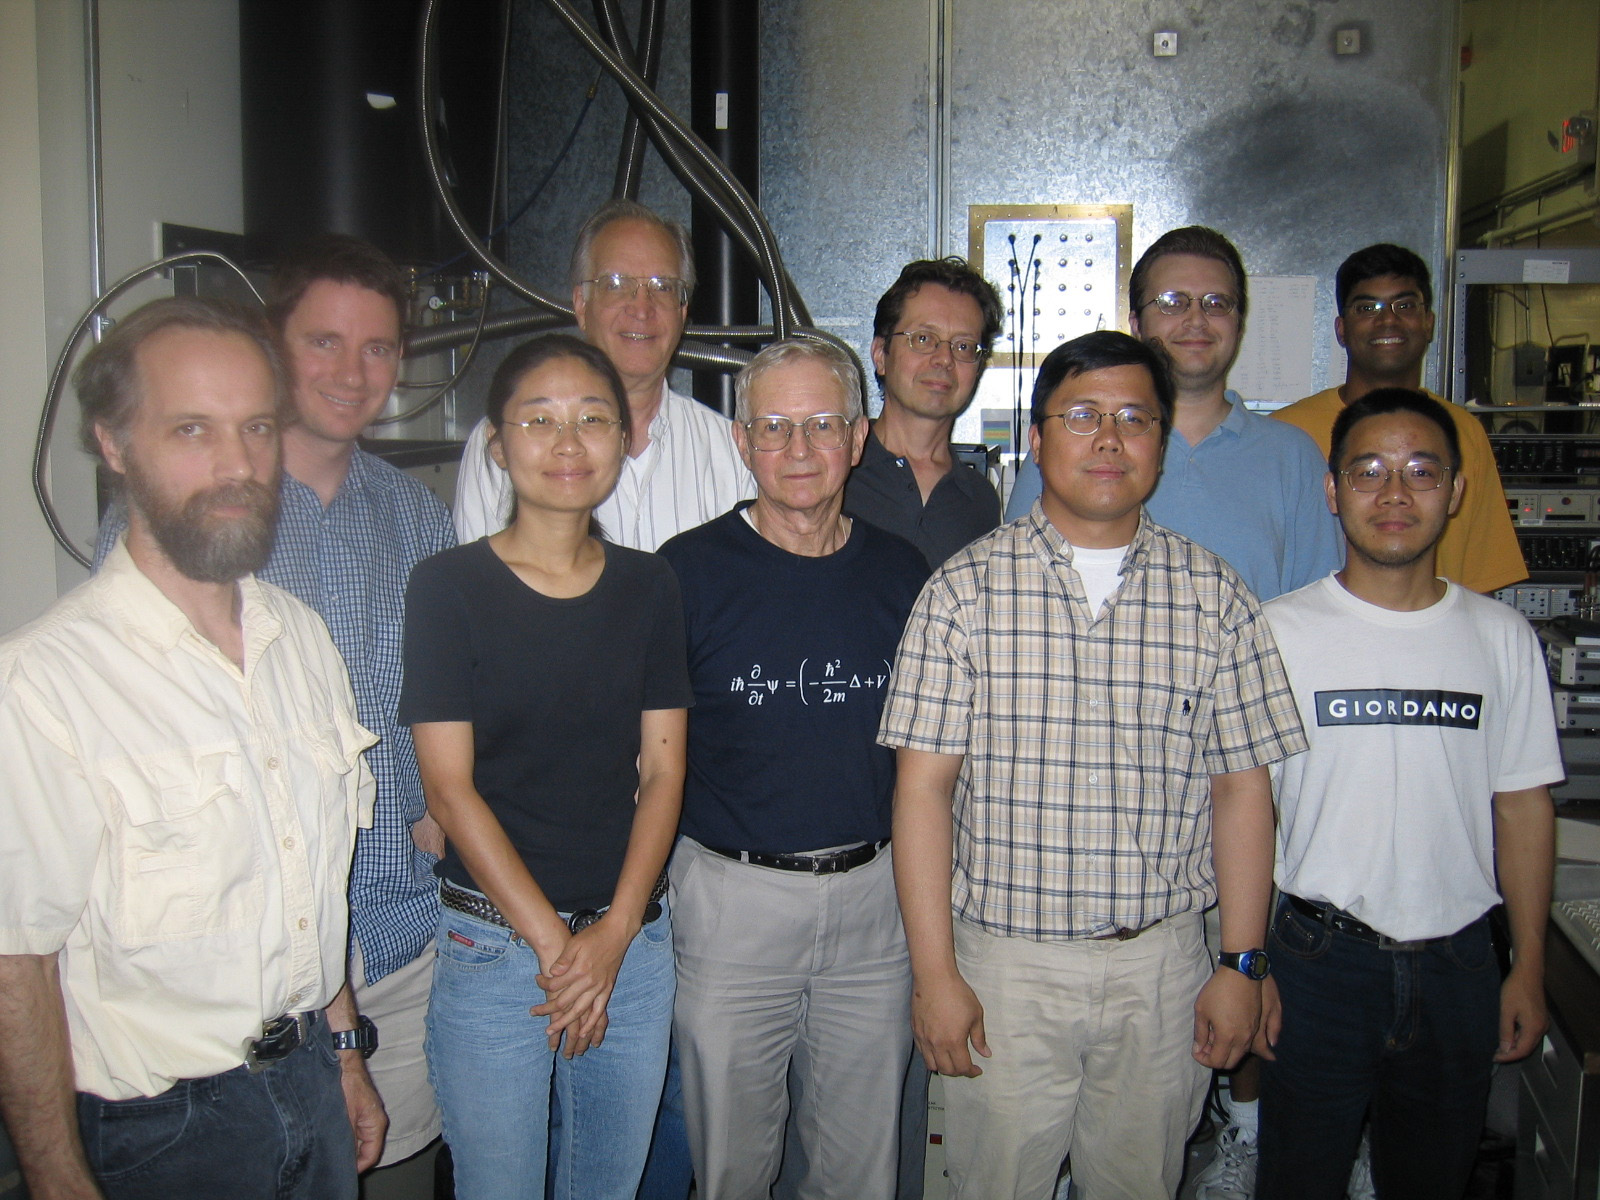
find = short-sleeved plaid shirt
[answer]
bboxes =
[878,505,1306,940]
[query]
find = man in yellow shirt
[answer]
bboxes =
[0,298,382,1199]
[1273,244,1525,594]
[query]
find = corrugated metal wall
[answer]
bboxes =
[500,0,1457,407]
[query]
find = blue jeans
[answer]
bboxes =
[76,1011,355,1200]
[1258,896,1499,1200]
[426,896,675,1200]
[636,1038,693,1199]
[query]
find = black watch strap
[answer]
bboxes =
[332,1014,379,1058]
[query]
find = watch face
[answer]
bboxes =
[568,910,602,934]
[1223,950,1271,980]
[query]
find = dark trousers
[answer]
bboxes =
[1258,896,1499,1200]
[77,1013,356,1200]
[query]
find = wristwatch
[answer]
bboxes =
[1218,949,1271,980]
[332,1014,379,1058]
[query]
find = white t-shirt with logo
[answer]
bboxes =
[1262,574,1561,941]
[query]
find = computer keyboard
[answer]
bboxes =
[1552,897,1600,978]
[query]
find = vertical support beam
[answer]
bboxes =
[689,0,759,416]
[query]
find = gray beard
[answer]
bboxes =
[125,461,280,584]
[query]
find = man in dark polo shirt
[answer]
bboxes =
[845,258,1004,568]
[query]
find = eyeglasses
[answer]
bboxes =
[742,413,855,452]
[1344,297,1426,319]
[1139,291,1238,318]
[888,330,987,365]
[504,414,624,443]
[581,274,690,306]
[1044,407,1162,437]
[1338,457,1452,492]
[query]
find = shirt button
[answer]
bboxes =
[298,918,309,931]
[266,757,280,771]
[1088,772,1099,784]
[282,836,295,850]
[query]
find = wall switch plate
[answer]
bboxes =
[1154,31,1177,57]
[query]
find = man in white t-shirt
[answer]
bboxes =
[453,199,752,548]
[1257,388,1560,1200]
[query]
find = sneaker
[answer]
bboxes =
[1193,1125,1258,1200]
[1346,1131,1375,1200]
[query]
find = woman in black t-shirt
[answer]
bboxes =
[401,334,691,1200]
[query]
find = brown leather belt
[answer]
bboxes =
[1090,919,1164,942]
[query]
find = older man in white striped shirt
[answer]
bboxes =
[453,200,752,548]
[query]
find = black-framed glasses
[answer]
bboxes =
[504,414,624,443]
[1139,291,1238,318]
[1344,297,1426,319]
[742,413,854,451]
[888,329,987,365]
[580,273,690,306]
[1044,406,1162,437]
[1339,457,1452,492]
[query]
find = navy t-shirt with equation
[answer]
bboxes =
[658,505,929,853]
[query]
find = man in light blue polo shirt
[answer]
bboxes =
[1003,226,1338,602]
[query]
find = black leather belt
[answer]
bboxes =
[1285,894,1455,951]
[1090,919,1164,941]
[440,871,668,939]
[706,838,889,875]
[245,1010,318,1073]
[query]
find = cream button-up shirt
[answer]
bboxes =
[0,541,376,1100]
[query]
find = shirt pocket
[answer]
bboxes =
[99,749,263,946]
[313,712,377,832]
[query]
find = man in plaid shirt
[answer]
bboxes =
[879,330,1306,1199]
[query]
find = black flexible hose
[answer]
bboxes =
[33,252,264,566]
[416,0,571,314]
[595,0,662,199]
[538,0,809,334]
[582,0,782,314]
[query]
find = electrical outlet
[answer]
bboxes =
[1154,31,1177,57]
[1514,342,1548,388]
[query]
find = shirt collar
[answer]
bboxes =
[860,428,896,468]
[1023,500,1155,571]
[861,426,990,495]
[98,535,282,663]
[646,380,675,442]
[1214,389,1250,438]
[283,445,377,508]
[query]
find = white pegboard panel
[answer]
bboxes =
[968,205,1132,369]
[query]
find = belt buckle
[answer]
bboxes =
[246,1011,310,1073]
[1376,932,1424,952]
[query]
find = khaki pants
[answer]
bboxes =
[351,942,441,1167]
[942,915,1210,1200]
[671,837,911,1200]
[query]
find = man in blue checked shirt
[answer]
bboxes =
[96,235,456,1188]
